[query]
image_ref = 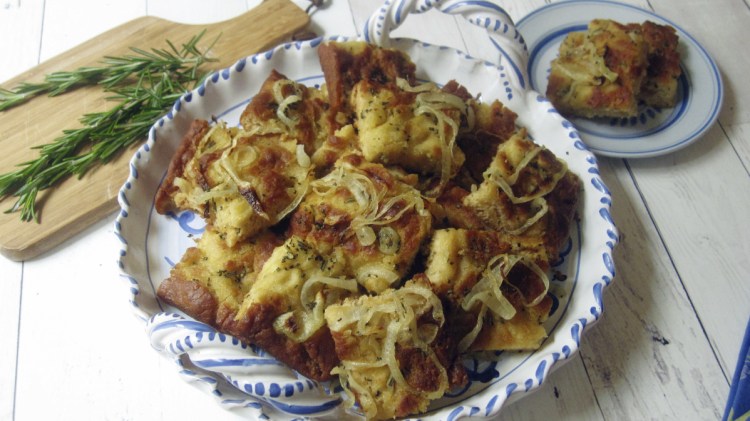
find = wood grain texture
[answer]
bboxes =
[0,0,309,261]
[582,157,729,418]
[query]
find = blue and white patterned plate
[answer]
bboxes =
[115,1,618,419]
[517,0,723,158]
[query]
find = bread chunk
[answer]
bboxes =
[287,153,432,294]
[639,21,681,108]
[156,228,282,332]
[456,99,518,183]
[230,236,355,380]
[319,41,469,185]
[546,19,649,118]
[352,78,466,178]
[461,129,580,260]
[154,122,312,247]
[324,280,460,420]
[240,70,333,155]
[424,228,552,351]
[547,19,681,118]
[317,41,416,115]
[154,119,210,215]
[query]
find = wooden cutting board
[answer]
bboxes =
[0,0,309,261]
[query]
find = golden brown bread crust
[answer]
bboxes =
[318,41,416,115]
[156,229,282,331]
[425,229,514,297]
[469,294,553,351]
[158,272,218,325]
[639,21,681,107]
[350,77,466,178]
[323,275,467,391]
[287,153,432,293]
[424,228,555,351]
[240,302,340,381]
[324,279,465,419]
[240,70,333,154]
[153,121,311,247]
[327,326,462,418]
[546,19,681,118]
[457,100,518,183]
[154,119,209,214]
[546,19,649,118]
[457,130,580,264]
[158,229,341,381]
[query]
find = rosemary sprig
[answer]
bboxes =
[0,36,214,111]
[0,32,219,222]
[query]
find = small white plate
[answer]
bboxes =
[516,0,723,158]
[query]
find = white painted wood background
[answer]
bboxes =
[1,0,748,420]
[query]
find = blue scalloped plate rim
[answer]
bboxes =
[517,0,723,158]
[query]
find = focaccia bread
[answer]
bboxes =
[324,280,460,420]
[154,119,312,247]
[240,70,333,156]
[155,40,582,419]
[351,77,467,180]
[317,40,416,115]
[425,228,553,352]
[456,95,518,183]
[546,19,649,118]
[287,153,432,294]
[639,20,681,108]
[234,236,352,380]
[546,19,681,119]
[156,228,282,337]
[461,128,580,260]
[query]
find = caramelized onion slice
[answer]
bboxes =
[458,254,551,351]
[328,283,449,416]
[274,274,358,343]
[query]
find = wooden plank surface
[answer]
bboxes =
[0,0,309,261]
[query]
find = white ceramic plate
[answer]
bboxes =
[115,35,617,420]
[517,0,723,158]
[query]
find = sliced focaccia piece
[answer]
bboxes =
[639,20,681,108]
[316,40,420,172]
[239,70,333,157]
[456,97,519,184]
[155,118,211,215]
[317,40,416,116]
[546,19,649,118]
[324,280,463,420]
[156,228,282,332]
[235,236,360,381]
[154,120,312,247]
[309,122,359,175]
[462,129,580,261]
[287,153,432,294]
[351,78,467,191]
[424,228,553,352]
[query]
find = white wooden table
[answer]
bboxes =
[1,0,748,420]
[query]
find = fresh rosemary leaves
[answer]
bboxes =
[0,32,218,222]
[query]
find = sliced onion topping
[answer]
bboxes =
[458,254,551,352]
